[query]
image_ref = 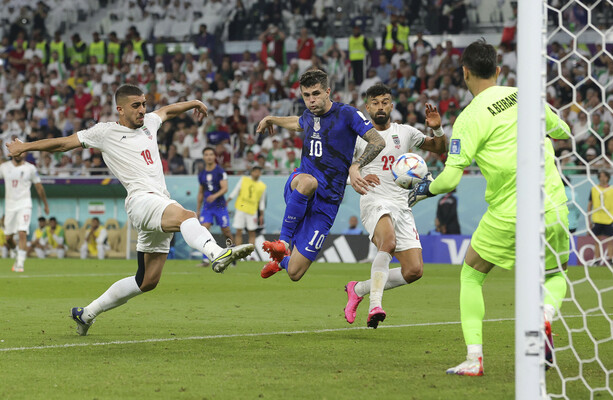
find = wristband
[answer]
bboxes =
[432,127,444,137]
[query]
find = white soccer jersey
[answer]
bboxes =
[77,113,169,199]
[0,160,41,212]
[354,122,427,203]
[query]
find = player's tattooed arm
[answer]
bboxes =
[349,128,385,195]
[353,128,385,168]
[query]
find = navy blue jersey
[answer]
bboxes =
[298,102,373,204]
[198,165,228,209]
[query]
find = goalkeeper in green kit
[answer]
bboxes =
[409,39,571,376]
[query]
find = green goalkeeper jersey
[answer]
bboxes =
[446,85,570,219]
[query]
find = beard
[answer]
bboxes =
[372,113,390,125]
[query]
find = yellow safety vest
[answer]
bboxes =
[50,40,65,63]
[13,40,28,50]
[44,226,64,248]
[235,177,266,215]
[69,41,88,64]
[87,226,104,256]
[35,40,47,62]
[349,35,366,61]
[107,41,121,64]
[132,39,144,59]
[89,40,106,64]
[384,24,409,51]
[591,185,613,225]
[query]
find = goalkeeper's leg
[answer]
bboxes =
[447,245,493,376]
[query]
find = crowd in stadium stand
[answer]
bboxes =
[0,0,611,177]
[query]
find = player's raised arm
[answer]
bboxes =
[6,134,82,157]
[256,116,302,136]
[154,100,208,123]
[349,128,385,195]
[420,103,447,155]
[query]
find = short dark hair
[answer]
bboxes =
[115,84,144,105]
[299,69,329,90]
[461,39,497,79]
[600,170,611,179]
[251,166,262,172]
[49,217,57,222]
[366,83,392,101]
[38,216,46,222]
[203,146,216,155]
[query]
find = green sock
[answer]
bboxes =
[544,271,567,311]
[460,262,488,346]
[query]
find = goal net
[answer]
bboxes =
[525,0,613,398]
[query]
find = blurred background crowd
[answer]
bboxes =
[0,0,611,177]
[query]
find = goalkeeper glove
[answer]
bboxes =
[408,173,435,207]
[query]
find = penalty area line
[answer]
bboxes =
[0,314,608,353]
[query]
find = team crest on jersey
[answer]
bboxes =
[142,126,152,140]
[313,117,320,132]
[392,134,401,149]
[312,131,321,140]
[450,139,461,154]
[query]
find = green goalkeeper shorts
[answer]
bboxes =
[471,206,570,270]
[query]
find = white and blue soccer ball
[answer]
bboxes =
[391,153,429,189]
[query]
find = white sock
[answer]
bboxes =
[355,267,409,297]
[2,246,7,258]
[467,344,483,359]
[83,277,143,323]
[369,251,391,311]
[544,304,555,323]
[180,218,223,260]
[17,249,26,268]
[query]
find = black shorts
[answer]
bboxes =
[592,223,613,237]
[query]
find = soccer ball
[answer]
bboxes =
[391,153,428,189]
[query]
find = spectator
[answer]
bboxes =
[376,53,394,84]
[342,215,363,235]
[227,166,267,247]
[436,189,461,234]
[259,25,286,67]
[80,217,109,260]
[166,144,187,175]
[382,13,409,59]
[296,27,315,74]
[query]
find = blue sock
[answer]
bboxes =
[280,256,289,270]
[279,190,309,243]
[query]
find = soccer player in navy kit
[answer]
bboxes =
[256,69,385,281]
[197,147,234,265]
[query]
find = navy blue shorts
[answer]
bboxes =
[284,171,340,261]
[592,223,613,237]
[200,207,230,228]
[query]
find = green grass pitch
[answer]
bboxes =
[1,259,611,399]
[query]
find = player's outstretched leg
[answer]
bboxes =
[211,243,255,273]
[344,281,364,324]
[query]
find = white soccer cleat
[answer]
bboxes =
[211,244,255,273]
[446,356,484,376]
[71,307,94,336]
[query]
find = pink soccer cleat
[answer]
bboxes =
[262,240,289,263]
[366,306,386,329]
[446,356,484,376]
[344,281,363,324]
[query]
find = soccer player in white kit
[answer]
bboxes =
[7,84,255,335]
[344,83,447,328]
[0,151,49,272]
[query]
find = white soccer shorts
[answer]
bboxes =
[4,207,32,235]
[126,193,177,253]
[232,209,258,231]
[360,195,421,252]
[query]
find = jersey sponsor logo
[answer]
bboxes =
[120,135,127,141]
[392,134,401,149]
[304,247,317,252]
[450,139,461,154]
[313,117,321,132]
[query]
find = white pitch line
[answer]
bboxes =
[0,271,195,279]
[3,315,608,353]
